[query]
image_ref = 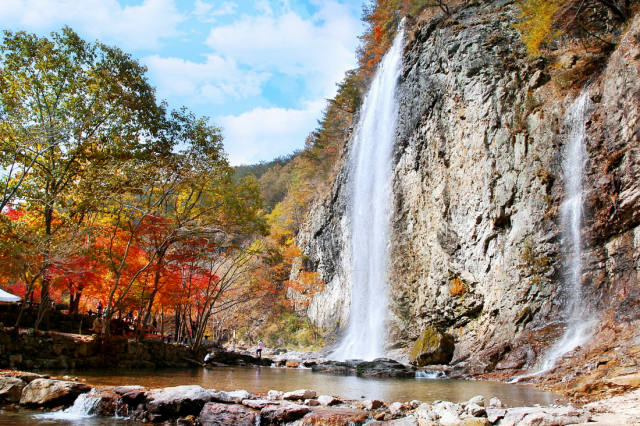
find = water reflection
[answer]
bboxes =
[43,367,565,407]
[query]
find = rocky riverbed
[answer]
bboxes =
[2,369,640,425]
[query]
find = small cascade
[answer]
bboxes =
[416,369,446,379]
[331,24,405,361]
[34,392,100,420]
[538,90,596,373]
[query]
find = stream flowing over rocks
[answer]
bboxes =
[295,0,640,400]
[4,370,639,425]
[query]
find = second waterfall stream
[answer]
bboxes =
[331,24,405,361]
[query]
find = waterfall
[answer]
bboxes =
[34,393,100,420]
[538,90,595,373]
[331,25,405,361]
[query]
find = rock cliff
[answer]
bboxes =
[297,0,640,394]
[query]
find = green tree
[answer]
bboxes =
[0,27,167,327]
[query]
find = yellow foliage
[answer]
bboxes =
[515,0,563,56]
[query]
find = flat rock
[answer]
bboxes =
[261,403,310,422]
[283,389,316,400]
[0,377,26,403]
[19,378,91,407]
[146,385,213,416]
[211,389,250,404]
[299,407,368,426]
[486,407,506,423]
[241,399,278,409]
[199,402,258,426]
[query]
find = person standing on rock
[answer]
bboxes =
[256,340,263,359]
[93,316,105,337]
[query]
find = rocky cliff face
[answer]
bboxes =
[298,0,640,392]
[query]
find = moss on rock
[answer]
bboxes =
[410,326,455,366]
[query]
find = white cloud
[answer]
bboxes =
[143,54,270,104]
[0,0,184,50]
[219,101,324,165]
[192,0,237,22]
[205,0,361,99]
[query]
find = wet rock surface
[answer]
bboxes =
[311,358,416,378]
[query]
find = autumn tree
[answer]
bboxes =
[515,0,635,56]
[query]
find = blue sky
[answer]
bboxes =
[0,0,364,164]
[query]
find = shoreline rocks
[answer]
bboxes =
[2,369,640,425]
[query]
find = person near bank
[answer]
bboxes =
[256,340,263,359]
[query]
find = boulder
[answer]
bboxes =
[199,402,258,426]
[283,389,316,400]
[317,395,341,406]
[467,395,485,407]
[304,398,320,406]
[410,327,455,366]
[241,399,278,409]
[466,403,486,417]
[299,407,369,425]
[260,403,310,422]
[146,385,213,416]
[19,378,91,407]
[389,402,410,415]
[364,399,385,410]
[0,377,26,403]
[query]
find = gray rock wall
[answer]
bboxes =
[298,1,640,374]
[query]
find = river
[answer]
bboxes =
[2,366,566,425]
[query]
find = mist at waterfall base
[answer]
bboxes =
[535,91,597,374]
[330,26,405,362]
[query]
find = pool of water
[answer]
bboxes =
[43,366,565,407]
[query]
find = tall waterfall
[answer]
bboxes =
[331,25,405,361]
[539,90,595,372]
